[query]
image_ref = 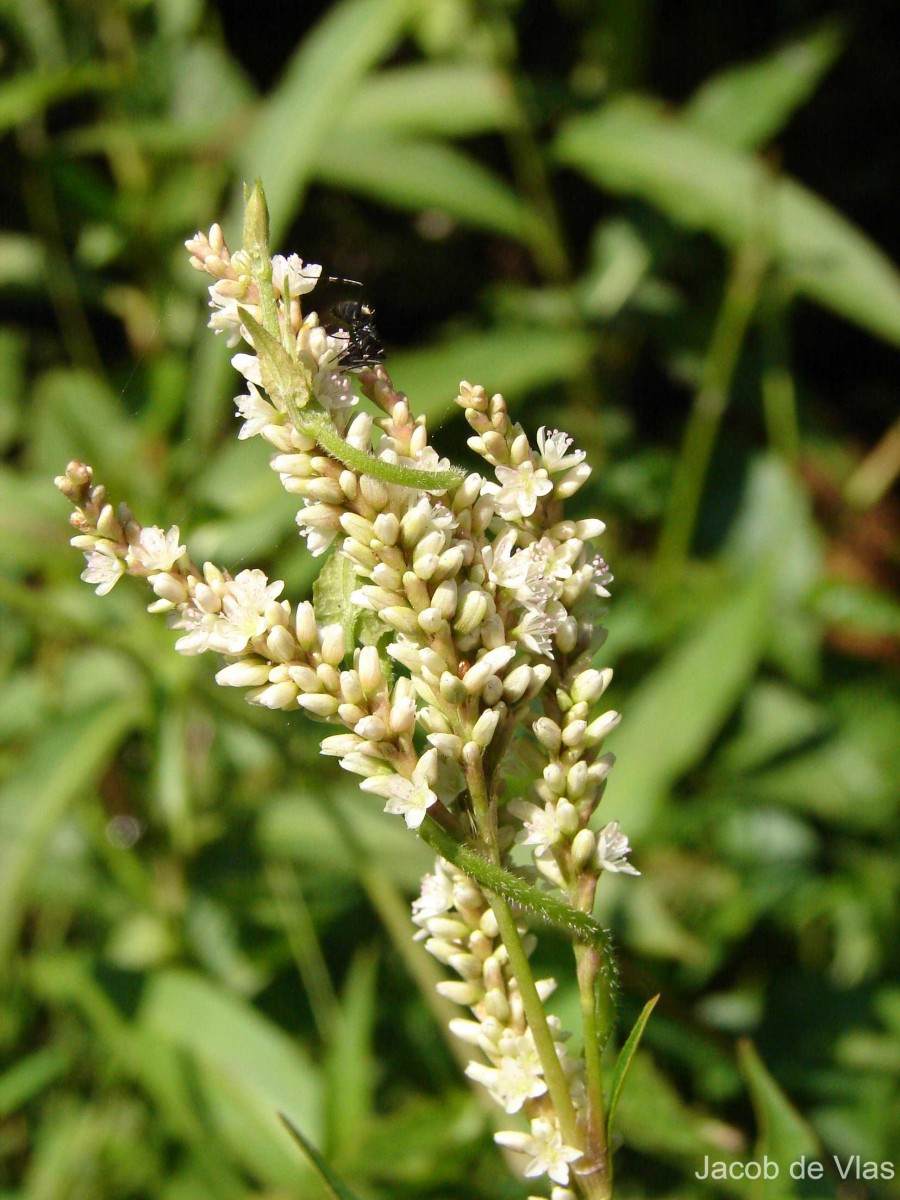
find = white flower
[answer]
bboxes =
[465,1035,547,1113]
[508,799,563,855]
[81,546,125,595]
[514,607,558,657]
[595,820,639,875]
[207,294,246,346]
[205,570,285,655]
[235,382,279,439]
[536,427,586,473]
[361,756,439,830]
[483,529,529,590]
[412,861,456,926]
[482,461,553,520]
[125,525,185,573]
[495,1117,582,1186]
[174,570,285,658]
[271,254,321,298]
[296,502,342,556]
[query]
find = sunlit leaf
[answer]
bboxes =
[684,23,844,150]
[602,573,773,838]
[555,95,900,347]
[314,132,545,245]
[338,63,520,136]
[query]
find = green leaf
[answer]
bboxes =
[142,970,322,1187]
[0,63,121,135]
[0,234,45,289]
[235,0,422,242]
[602,572,773,838]
[607,994,659,1136]
[314,132,545,246]
[238,308,313,421]
[0,699,145,965]
[313,550,362,654]
[324,950,379,1162]
[280,1114,366,1200]
[338,62,521,137]
[738,1040,828,1195]
[555,95,900,348]
[811,580,900,638]
[684,23,844,150]
[389,325,597,427]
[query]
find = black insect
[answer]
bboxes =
[323,276,385,371]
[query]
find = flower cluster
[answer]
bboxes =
[56,187,639,1199]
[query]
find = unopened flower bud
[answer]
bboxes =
[555,798,580,837]
[216,661,271,688]
[471,708,500,748]
[454,589,489,634]
[534,717,562,753]
[297,693,340,717]
[584,710,621,745]
[561,719,586,747]
[295,601,317,648]
[358,646,384,697]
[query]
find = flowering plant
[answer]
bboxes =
[55,182,650,1200]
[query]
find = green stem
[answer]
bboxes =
[417,819,617,962]
[293,406,465,493]
[575,940,612,1198]
[489,893,583,1153]
[655,244,766,588]
[760,293,800,464]
[449,758,593,1184]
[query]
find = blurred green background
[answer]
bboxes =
[1,1,898,1197]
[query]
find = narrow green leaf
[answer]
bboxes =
[684,23,844,150]
[738,1040,828,1195]
[389,325,597,427]
[602,573,773,838]
[555,95,900,348]
[0,63,121,135]
[607,995,659,1136]
[314,132,545,246]
[0,1046,71,1117]
[324,950,379,1161]
[338,63,521,137]
[238,308,312,416]
[235,0,422,241]
[0,699,145,965]
[279,1114,366,1200]
[142,970,322,1187]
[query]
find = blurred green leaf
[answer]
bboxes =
[811,580,900,638]
[555,95,900,348]
[323,951,379,1161]
[235,0,423,239]
[684,23,844,150]
[0,699,145,964]
[315,132,545,245]
[0,64,121,135]
[142,969,323,1187]
[603,573,774,838]
[338,63,520,136]
[390,325,596,426]
[738,1041,829,1197]
[0,234,45,289]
